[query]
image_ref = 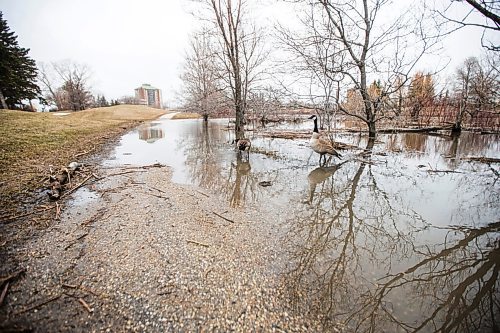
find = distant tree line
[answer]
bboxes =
[1,11,125,112]
[341,54,499,132]
[179,0,499,136]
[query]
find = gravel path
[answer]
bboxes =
[1,165,325,332]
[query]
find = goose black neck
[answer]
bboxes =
[313,118,319,133]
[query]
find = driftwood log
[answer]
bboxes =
[463,157,500,163]
[378,125,454,133]
[48,162,82,200]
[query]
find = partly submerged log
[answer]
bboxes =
[259,130,311,139]
[258,130,360,150]
[378,125,454,133]
[462,156,500,164]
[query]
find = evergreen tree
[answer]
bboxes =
[0,11,40,109]
[407,72,435,120]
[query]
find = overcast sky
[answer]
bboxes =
[0,0,494,106]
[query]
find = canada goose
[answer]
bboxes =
[234,138,251,160]
[308,115,341,165]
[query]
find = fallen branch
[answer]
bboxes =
[212,211,235,224]
[378,125,453,133]
[259,130,310,139]
[427,169,463,174]
[141,163,166,169]
[106,170,147,177]
[61,174,94,199]
[463,156,500,163]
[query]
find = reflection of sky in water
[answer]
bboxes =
[102,117,499,332]
[103,117,499,227]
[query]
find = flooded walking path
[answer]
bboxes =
[2,115,498,332]
[101,116,499,332]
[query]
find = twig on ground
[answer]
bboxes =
[81,208,107,226]
[15,294,61,315]
[187,239,210,247]
[92,173,104,180]
[0,282,9,305]
[149,185,167,194]
[78,298,93,313]
[106,170,147,177]
[2,206,56,224]
[61,283,78,289]
[196,190,210,197]
[55,202,61,219]
[212,211,235,224]
[0,268,25,286]
[64,232,89,250]
[61,174,94,199]
[143,191,170,201]
[75,146,96,158]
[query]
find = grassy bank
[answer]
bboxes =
[170,112,201,119]
[0,105,167,213]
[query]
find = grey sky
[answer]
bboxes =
[1,0,195,106]
[0,0,494,106]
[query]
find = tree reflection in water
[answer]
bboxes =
[182,121,271,208]
[172,120,499,331]
[183,121,227,190]
[282,139,499,332]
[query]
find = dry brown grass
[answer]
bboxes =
[170,112,201,120]
[0,105,167,213]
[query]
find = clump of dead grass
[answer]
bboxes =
[170,112,201,120]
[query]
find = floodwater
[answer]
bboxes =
[102,116,500,332]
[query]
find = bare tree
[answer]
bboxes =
[434,0,500,51]
[181,29,223,121]
[119,95,140,105]
[38,60,93,111]
[278,1,440,138]
[246,87,283,125]
[38,61,64,110]
[452,56,499,132]
[193,0,266,139]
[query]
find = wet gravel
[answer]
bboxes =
[1,166,325,332]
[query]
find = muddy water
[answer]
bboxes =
[102,116,499,332]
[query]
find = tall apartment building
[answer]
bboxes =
[135,84,162,108]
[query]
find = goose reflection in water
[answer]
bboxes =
[227,155,252,207]
[307,161,347,204]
